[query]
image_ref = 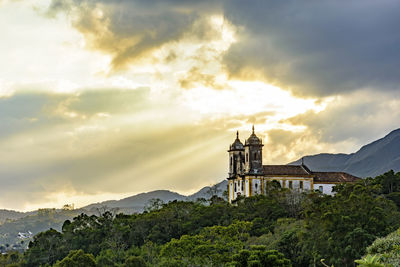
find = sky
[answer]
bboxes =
[1,0,400,211]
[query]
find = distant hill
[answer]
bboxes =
[0,210,30,225]
[0,184,229,247]
[83,181,229,213]
[0,209,82,248]
[291,128,400,177]
[0,183,228,239]
[187,180,228,201]
[83,190,188,214]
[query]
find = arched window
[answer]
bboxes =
[230,156,233,166]
[254,152,257,160]
[246,153,248,162]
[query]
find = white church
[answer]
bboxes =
[227,127,360,203]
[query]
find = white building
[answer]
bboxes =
[227,127,361,203]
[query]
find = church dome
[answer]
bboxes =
[230,131,244,150]
[245,126,262,145]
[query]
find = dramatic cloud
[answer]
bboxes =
[224,0,400,96]
[46,0,400,96]
[46,0,223,70]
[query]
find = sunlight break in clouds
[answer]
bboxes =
[0,1,332,210]
[2,0,400,211]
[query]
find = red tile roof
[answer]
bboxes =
[312,172,361,183]
[263,165,311,176]
[262,164,361,183]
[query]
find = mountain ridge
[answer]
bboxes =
[291,128,400,177]
[82,180,228,213]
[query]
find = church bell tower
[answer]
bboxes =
[228,131,245,178]
[244,126,263,174]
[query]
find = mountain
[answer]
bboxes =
[0,209,82,249]
[82,181,229,213]
[0,210,28,224]
[0,210,37,225]
[0,185,229,247]
[82,190,188,214]
[187,180,228,200]
[291,128,400,177]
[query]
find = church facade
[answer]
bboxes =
[227,127,361,203]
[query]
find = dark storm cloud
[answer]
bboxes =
[224,0,400,96]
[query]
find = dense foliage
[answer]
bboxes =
[1,170,400,266]
[356,228,400,267]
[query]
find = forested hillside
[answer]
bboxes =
[0,210,31,225]
[0,183,227,249]
[0,209,82,251]
[1,170,400,266]
[82,190,188,214]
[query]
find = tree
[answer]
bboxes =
[356,228,400,266]
[124,255,147,267]
[144,198,164,213]
[207,184,222,200]
[24,228,66,266]
[159,221,253,266]
[250,218,309,266]
[0,251,23,267]
[54,249,96,267]
[223,188,229,201]
[303,183,400,266]
[234,195,288,236]
[96,249,119,267]
[374,170,400,194]
[229,246,292,267]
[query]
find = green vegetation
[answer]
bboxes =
[54,250,96,267]
[0,208,82,251]
[1,170,400,266]
[229,247,291,267]
[356,228,400,267]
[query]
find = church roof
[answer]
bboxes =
[262,165,362,183]
[312,172,361,183]
[263,165,312,176]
